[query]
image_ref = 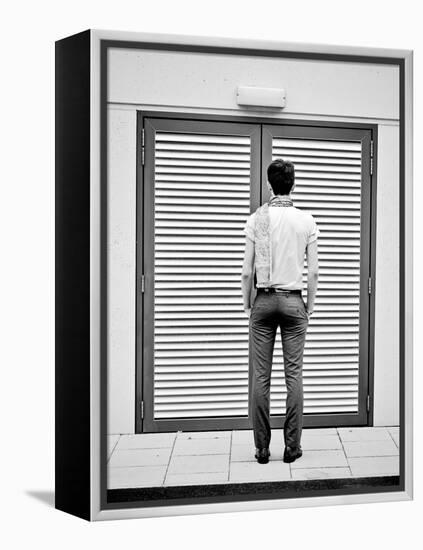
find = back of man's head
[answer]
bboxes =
[267,159,295,196]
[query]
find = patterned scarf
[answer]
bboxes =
[268,195,293,208]
[254,195,293,288]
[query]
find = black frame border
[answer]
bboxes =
[55,29,92,521]
[99,38,406,511]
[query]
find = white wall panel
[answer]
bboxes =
[108,48,399,121]
[107,109,137,434]
[373,125,400,426]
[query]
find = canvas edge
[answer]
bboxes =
[90,28,411,58]
[403,49,413,501]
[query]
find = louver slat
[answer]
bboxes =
[270,137,362,416]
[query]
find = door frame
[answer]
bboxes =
[135,110,377,434]
[262,124,373,428]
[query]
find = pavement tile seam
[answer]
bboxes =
[387,428,400,449]
[107,435,121,463]
[163,430,179,484]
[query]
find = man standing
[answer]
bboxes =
[241,159,319,464]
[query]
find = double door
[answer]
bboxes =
[137,115,373,433]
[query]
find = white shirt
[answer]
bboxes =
[243,205,320,290]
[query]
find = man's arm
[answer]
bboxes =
[305,239,319,314]
[241,237,255,315]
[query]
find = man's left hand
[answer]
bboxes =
[244,308,251,318]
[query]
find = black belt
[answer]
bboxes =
[257,288,301,294]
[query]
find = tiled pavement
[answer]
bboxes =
[107,426,400,489]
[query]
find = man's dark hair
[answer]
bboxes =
[267,159,295,195]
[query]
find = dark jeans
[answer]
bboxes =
[250,290,309,450]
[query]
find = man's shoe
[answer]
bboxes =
[255,448,270,464]
[283,446,303,463]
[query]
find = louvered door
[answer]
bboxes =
[139,117,372,432]
[141,118,261,431]
[262,125,371,426]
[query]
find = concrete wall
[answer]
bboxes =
[373,125,400,426]
[108,48,399,120]
[107,109,137,434]
[107,47,400,434]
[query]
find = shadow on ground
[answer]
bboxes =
[26,490,55,508]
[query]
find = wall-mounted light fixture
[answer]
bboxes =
[236,86,286,108]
